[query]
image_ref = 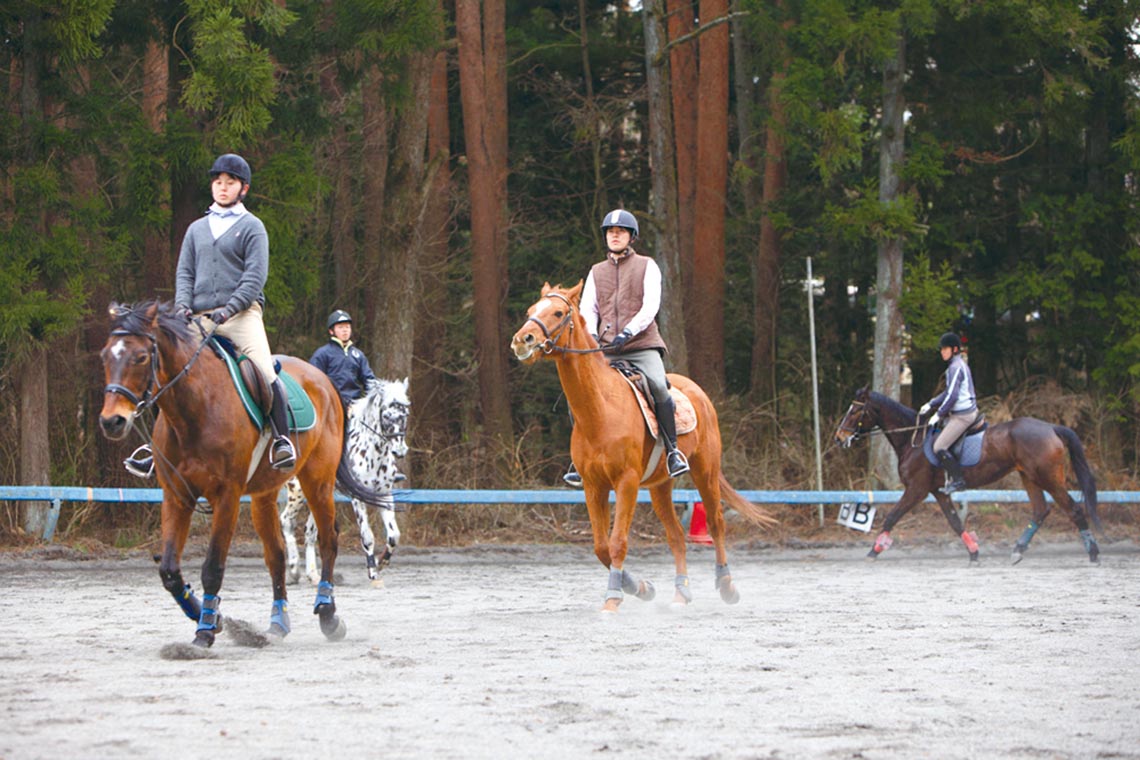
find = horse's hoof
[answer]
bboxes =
[670,590,691,608]
[635,580,656,602]
[968,552,980,565]
[370,578,386,589]
[601,598,622,613]
[321,615,348,641]
[267,624,289,640]
[1011,544,1026,565]
[717,577,741,605]
[865,549,880,561]
[192,630,215,648]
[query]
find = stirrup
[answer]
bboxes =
[666,449,690,478]
[563,463,582,488]
[940,479,966,495]
[124,444,155,479]
[270,437,296,470]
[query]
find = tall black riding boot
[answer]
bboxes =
[656,396,690,478]
[937,450,966,494]
[268,378,297,470]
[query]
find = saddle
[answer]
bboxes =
[608,361,697,439]
[209,337,316,432]
[922,414,987,468]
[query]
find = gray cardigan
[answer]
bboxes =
[174,213,269,314]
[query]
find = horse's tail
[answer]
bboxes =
[1054,425,1100,530]
[334,420,401,510]
[718,473,778,528]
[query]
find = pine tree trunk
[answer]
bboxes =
[870,32,906,488]
[667,0,697,337]
[643,0,688,375]
[457,0,514,447]
[691,0,730,394]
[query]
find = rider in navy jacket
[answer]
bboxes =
[310,310,377,409]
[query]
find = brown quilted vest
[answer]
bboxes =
[590,250,666,354]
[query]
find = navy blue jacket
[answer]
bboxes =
[310,339,376,407]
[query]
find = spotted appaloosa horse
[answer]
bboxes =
[835,387,1100,564]
[511,282,776,612]
[280,378,410,586]
[98,302,393,647]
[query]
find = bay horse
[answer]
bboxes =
[98,301,392,648]
[835,387,1100,564]
[280,377,410,586]
[510,282,775,612]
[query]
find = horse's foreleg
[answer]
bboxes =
[602,479,640,613]
[868,488,927,560]
[934,492,978,564]
[649,483,689,605]
[252,492,291,638]
[194,494,241,648]
[158,500,199,622]
[1013,476,1051,565]
[584,484,612,569]
[306,483,346,641]
[280,478,304,584]
[351,498,380,583]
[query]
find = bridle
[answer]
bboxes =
[525,292,606,355]
[103,320,216,417]
[836,399,875,444]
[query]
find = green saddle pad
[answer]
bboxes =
[211,339,316,432]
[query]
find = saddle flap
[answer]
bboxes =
[612,367,697,439]
[238,358,273,415]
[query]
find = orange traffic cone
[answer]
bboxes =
[688,501,714,544]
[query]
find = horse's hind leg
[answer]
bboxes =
[647,483,690,605]
[351,498,380,585]
[279,477,304,584]
[304,479,346,641]
[1012,475,1051,565]
[252,492,291,638]
[934,491,979,564]
[377,498,400,579]
[304,513,321,585]
[1041,475,1099,564]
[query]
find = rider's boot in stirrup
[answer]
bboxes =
[563,462,583,487]
[124,444,155,478]
[657,396,690,478]
[937,450,966,494]
[268,378,297,470]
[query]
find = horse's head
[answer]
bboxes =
[510,281,586,364]
[98,301,194,440]
[834,387,876,448]
[355,377,410,459]
[99,302,162,440]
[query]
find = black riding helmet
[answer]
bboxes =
[209,153,252,186]
[327,310,352,330]
[939,332,962,351]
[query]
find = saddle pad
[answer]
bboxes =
[923,427,984,468]
[211,339,316,432]
[615,370,697,439]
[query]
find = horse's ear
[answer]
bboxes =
[568,279,584,305]
[540,281,553,296]
[145,302,160,328]
[401,376,409,391]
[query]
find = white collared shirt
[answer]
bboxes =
[207,202,248,240]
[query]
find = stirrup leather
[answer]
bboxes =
[124,444,155,478]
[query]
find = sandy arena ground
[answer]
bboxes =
[1,538,1138,759]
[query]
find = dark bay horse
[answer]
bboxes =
[98,301,390,647]
[835,387,1100,564]
[510,282,775,612]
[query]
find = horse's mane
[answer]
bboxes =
[109,300,195,348]
[867,389,917,425]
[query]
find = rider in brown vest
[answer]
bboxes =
[563,209,690,486]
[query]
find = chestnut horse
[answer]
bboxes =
[98,301,390,648]
[835,387,1100,564]
[510,282,775,612]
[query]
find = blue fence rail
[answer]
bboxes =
[4,485,1137,543]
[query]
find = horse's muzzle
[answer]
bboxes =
[510,333,538,362]
[99,413,131,440]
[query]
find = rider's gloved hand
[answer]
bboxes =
[606,328,633,351]
[209,306,232,325]
[919,402,931,416]
[175,304,193,322]
[928,412,940,427]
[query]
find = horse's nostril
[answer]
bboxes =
[524,334,534,344]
